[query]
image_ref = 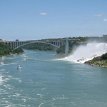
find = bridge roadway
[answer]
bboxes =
[4,39,65,50]
[2,38,81,54]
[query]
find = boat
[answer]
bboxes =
[17,65,22,70]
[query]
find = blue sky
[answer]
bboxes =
[0,0,107,40]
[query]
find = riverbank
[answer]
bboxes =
[0,42,23,56]
[85,53,107,67]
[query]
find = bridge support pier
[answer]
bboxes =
[65,38,69,55]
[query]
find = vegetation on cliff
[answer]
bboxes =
[0,42,23,56]
[85,53,107,67]
[12,48,24,54]
[0,42,11,56]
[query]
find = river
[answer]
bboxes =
[0,50,107,107]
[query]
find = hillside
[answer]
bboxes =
[85,53,107,67]
[0,42,23,56]
[0,42,11,56]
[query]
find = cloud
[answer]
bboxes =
[95,14,103,17]
[104,18,107,22]
[40,12,47,16]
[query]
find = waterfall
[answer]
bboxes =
[61,42,107,63]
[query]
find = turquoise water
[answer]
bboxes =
[0,50,107,107]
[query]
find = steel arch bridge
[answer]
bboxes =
[5,40,64,50]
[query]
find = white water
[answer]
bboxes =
[0,75,4,85]
[62,42,107,63]
[0,74,9,85]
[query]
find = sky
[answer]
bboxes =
[0,0,107,40]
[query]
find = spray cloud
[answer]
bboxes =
[62,42,107,63]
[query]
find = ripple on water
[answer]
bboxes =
[0,75,4,85]
[0,74,9,86]
[0,69,6,72]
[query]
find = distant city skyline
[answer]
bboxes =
[0,0,107,40]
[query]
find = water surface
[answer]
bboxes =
[0,50,107,107]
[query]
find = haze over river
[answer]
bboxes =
[0,50,107,107]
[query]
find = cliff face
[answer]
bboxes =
[85,53,107,67]
[0,42,23,56]
[0,42,11,56]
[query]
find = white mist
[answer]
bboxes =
[62,42,107,63]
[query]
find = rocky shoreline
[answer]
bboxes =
[85,53,107,68]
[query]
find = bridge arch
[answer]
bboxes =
[12,41,60,51]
